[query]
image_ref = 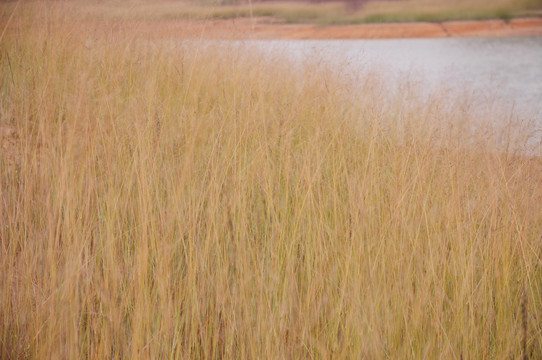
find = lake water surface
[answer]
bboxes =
[243,36,542,124]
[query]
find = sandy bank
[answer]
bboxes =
[135,17,542,39]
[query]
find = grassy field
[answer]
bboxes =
[75,0,542,25]
[1,2,542,359]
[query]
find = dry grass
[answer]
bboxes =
[78,0,347,24]
[1,2,542,359]
[74,0,542,24]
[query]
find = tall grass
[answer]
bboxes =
[1,3,542,359]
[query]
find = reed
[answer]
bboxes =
[1,3,541,359]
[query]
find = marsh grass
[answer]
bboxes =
[1,3,542,359]
[356,0,542,23]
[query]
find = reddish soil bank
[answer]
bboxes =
[133,17,542,39]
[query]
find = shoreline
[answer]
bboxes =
[135,16,542,40]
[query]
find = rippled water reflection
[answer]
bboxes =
[244,37,542,123]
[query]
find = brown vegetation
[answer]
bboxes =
[1,2,541,359]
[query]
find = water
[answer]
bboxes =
[241,37,542,123]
